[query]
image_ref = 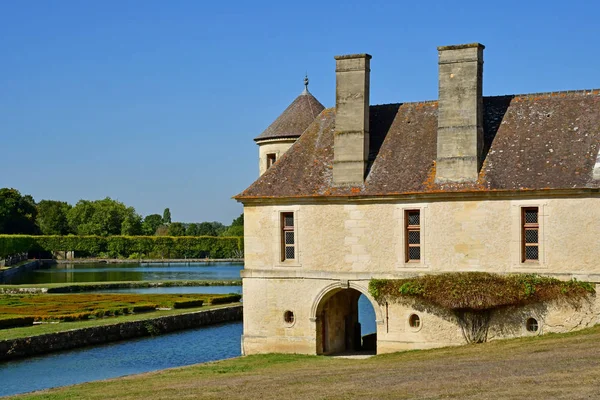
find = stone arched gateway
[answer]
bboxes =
[310,281,383,355]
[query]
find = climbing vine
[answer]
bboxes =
[369,273,595,344]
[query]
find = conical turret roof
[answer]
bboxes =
[254,87,325,142]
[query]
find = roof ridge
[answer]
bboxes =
[369,88,600,109]
[487,88,600,99]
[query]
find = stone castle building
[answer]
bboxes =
[235,43,600,355]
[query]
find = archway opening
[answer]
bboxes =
[316,288,377,355]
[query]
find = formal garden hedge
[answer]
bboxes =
[0,235,243,259]
[0,293,241,325]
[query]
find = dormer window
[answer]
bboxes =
[267,153,277,170]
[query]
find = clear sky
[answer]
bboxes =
[1,0,598,223]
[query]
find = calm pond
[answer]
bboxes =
[0,322,242,397]
[0,262,376,397]
[3,262,243,284]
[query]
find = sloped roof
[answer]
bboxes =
[237,90,600,199]
[254,90,325,142]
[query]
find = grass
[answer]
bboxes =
[0,293,241,322]
[0,303,240,341]
[9,324,600,399]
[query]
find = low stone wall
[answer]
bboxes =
[0,305,242,362]
[0,260,42,284]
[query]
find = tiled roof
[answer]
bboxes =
[237,90,600,199]
[254,91,325,142]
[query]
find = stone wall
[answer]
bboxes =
[0,305,242,361]
[242,273,599,355]
[0,260,42,284]
[243,195,600,276]
[257,138,296,176]
[242,195,600,354]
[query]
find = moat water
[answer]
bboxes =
[0,262,376,397]
[3,262,244,284]
[0,322,243,397]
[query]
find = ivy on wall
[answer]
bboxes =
[369,272,595,343]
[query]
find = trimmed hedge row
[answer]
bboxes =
[173,300,205,309]
[0,316,35,329]
[209,294,242,305]
[0,235,244,259]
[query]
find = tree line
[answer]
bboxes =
[0,188,243,237]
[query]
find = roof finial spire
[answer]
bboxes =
[302,73,309,94]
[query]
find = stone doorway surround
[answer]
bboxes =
[310,280,383,355]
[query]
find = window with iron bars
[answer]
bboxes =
[281,212,295,261]
[522,207,539,262]
[405,210,421,262]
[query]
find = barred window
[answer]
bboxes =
[522,207,539,262]
[267,153,277,170]
[405,210,421,262]
[281,212,295,261]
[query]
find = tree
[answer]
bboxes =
[197,222,217,236]
[186,223,200,236]
[231,213,244,227]
[121,209,143,235]
[155,225,169,236]
[142,214,163,235]
[163,208,171,225]
[221,213,244,237]
[210,221,226,236]
[36,200,72,235]
[0,188,38,234]
[67,197,139,236]
[167,222,186,236]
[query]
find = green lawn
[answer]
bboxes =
[9,324,600,400]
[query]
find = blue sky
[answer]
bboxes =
[1,0,598,223]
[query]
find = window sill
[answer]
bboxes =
[275,261,302,268]
[515,261,546,269]
[400,261,428,268]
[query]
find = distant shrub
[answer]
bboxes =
[132,304,156,313]
[173,300,204,309]
[209,294,242,305]
[58,312,93,322]
[0,316,34,329]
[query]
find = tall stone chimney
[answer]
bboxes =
[333,54,371,185]
[435,43,484,183]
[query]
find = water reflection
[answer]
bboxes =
[5,262,243,284]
